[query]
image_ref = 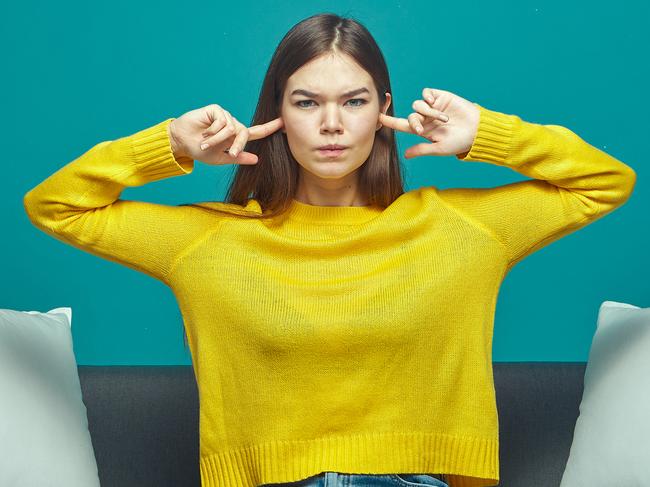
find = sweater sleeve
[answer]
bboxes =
[437,104,637,271]
[23,118,202,286]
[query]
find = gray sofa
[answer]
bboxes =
[79,362,586,487]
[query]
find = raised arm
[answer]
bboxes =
[23,118,207,286]
[437,105,637,271]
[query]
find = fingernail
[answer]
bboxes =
[230,148,238,157]
[200,143,209,150]
[416,126,423,134]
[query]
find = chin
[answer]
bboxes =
[305,163,355,178]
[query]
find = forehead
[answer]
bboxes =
[286,53,372,91]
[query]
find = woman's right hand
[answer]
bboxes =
[168,104,284,165]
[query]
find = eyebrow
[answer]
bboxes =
[290,87,371,98]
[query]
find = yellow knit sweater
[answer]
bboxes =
[23,105,636,487]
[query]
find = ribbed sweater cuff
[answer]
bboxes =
[455,105,515,166]
[127,118,195,181]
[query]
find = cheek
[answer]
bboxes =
[283,116,313,142]
[349,114,379,135]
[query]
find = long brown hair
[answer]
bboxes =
[178,12,406,220]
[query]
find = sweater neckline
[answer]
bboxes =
[284,198,383,225]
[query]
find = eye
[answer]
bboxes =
[347,98,367,107]
[294,99,368,108]
[295,100,316,108]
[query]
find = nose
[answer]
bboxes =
[320,104,344,134]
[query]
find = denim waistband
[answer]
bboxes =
[259,471,448,486]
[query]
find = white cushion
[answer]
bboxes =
[560,300,650,486]
[0,307,100,487]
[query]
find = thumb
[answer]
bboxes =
[404,142,446,159]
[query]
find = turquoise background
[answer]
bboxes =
[4,1,648,365]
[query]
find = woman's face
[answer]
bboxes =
[280,52,391,184]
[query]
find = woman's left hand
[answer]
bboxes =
[378,88,481,158]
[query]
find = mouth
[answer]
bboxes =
[316,146,348,158]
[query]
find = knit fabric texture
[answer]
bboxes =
[23,105,636,487]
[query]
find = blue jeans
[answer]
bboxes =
[259,472,449,487]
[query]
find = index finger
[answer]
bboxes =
[378,112,414,134]
[247,117,284,140]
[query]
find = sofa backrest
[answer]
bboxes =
[78,363,586,487]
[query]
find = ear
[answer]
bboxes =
[279,106,287,133]
[377,92,392,131]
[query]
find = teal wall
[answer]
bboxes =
[5,1,648,364]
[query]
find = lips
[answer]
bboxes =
[317,146,347,159]
[317,144,348,150]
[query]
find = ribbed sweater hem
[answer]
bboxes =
[199,431,499,487]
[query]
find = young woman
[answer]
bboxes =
[23,12,636,487]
